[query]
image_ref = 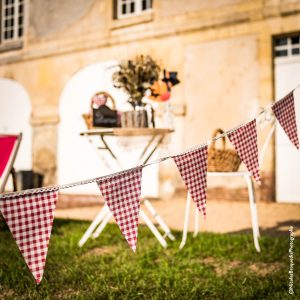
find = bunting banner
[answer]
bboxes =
[0,86,300,284]
[227,120,260,183]
[272,91,299,149]
[0,190,58,284]
[173,146,208,218]
[96,167,143,252]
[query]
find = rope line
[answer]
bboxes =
[0,86,297,200]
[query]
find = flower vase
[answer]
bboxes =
[163,102,174,129]
[121,106,149,128]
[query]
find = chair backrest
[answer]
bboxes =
[0,133,22,193]
[257,114,275,167]
[258,123,275,167]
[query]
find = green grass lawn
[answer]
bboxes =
[0,218,299,299]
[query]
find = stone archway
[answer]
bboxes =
[58,60,160,197]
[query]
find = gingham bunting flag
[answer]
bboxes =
[228,120,260,183]
[272,91,299,149]
[0,190,58,284]
[96,167,143,252]
[173,146,208,218]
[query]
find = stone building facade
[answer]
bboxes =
[1,0,300,201]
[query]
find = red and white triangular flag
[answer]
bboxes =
[173,146,208,218]
[97,167,143,252]
[272,91,299,149]
[0,190,58,284]
[228,120,260,183]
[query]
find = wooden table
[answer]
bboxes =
[80,128,174,166]
[80,128,174,164]
[78,127,175,248]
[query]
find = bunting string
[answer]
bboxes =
[0,86,299,200]
[0,85,299,284]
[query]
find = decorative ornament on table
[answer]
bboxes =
[149,70,180,103]
[113,55,161,128]
[148,69,180,129]
[82,91,121,129]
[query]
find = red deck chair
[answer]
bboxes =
[0,133,22,193]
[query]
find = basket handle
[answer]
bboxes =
[91,91,116,110]
[210,128,226,150]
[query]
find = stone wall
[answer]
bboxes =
[1,0,300,199]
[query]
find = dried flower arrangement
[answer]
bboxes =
[112,55,161,109]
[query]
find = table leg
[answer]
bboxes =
[100,135,123,169]
[142,134,165,165]
[92,210,113,239]
[143,199,175,241]
[139,133,175,245]
[140,209,167,248]
[78,205,109,247]
[138,135,157,163]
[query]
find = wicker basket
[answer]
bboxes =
[82,91,116,129]
[207,128,241,172]
[82,113,93,129]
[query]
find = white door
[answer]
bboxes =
[274,34,300,203]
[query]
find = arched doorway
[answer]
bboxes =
[0,78,32,172]
[58,60,159,196]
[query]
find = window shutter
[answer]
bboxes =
[113,0,118,19]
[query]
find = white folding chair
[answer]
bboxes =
[180,117,275,252]
[0,133,22,193]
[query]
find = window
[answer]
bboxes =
[1,0,24,45]
[274,34,300,58]
[116,0,152,19]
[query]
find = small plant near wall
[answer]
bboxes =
[113,55,161,109]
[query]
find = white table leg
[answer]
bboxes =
[179,192,192,249]
[78,205,109,247]
[143,199,175,241]
[140,209,167,248]
[92,210,113,238]
[193,204,200,238]
[245,175,261,253]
